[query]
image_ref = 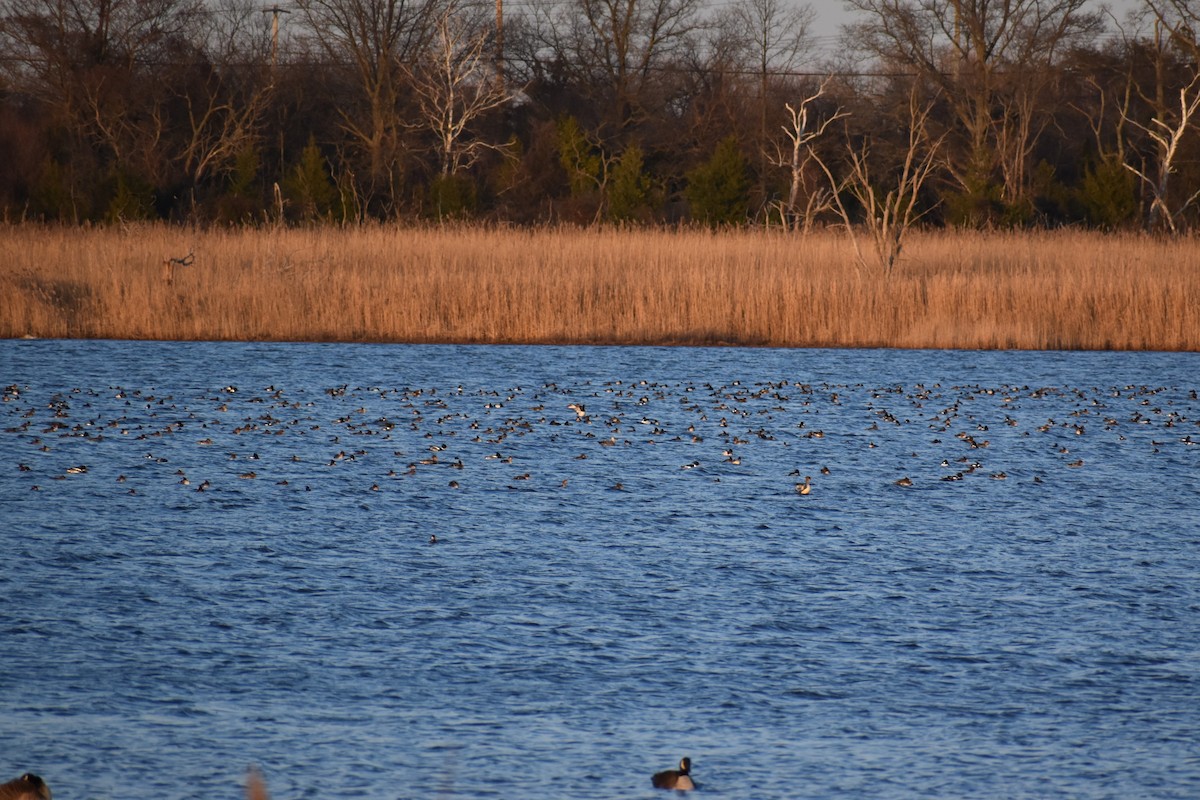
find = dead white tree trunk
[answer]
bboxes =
[1123,69,1200,233]
[405,4,515,177]
[770,79,847,231]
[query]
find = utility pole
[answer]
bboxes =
[262,5,290,69]
[495,0,504,88]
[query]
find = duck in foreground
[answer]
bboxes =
[0,774,51,800]
[652,757,695,790]
[245,768,268,800]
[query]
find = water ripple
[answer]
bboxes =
[2,341,1199,799]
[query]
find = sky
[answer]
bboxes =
[801,0,1145,62]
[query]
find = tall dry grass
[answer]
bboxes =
[1,223,1197,350]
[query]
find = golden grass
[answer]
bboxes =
[1,223,1198,350]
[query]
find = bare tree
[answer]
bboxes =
[844,0,1101,214]
[294,0,447,212]
[526,0,703,133]
[770,79,846,231]
[814,89,944,275]
[405,2,514,177]
[1118,4,1200,231]
[718,0,813,193]
[176,74,272,186]
[1075,69,1134,167]
[1143,0,1200,61]
[0,0,204,177]
[1125,67,1200,231]
[167,0,274,189]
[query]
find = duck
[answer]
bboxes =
[652,757,695,791]
[0,773,51,800]
[795,476,812,494]
[245,768,268,800]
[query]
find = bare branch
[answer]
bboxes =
[769,78,847,231]
[817,87,944,275]
[1122,69,1200,232]
[404,4,518,176]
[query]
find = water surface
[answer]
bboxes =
[2,341,1199,799]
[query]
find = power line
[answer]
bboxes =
[0,50,1165,82]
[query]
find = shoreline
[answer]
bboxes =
[5,335,1196,354]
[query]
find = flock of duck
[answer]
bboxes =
[3,378,1197,504]
[4,378,1197,797]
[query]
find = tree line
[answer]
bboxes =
[2,0,1200,232]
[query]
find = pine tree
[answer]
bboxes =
[685,137,750,225]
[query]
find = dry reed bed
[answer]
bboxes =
[1,224,1197,350]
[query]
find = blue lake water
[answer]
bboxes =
[2,340,1199,800]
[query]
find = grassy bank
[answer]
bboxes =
[2,224,1198,350]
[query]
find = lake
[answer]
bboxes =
[2,340,1199,799]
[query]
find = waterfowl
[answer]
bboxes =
[0,773,51,800]
[652,757,695,791]
[245,768,268,800]
[795,476,812,494]
[894,476,913,487]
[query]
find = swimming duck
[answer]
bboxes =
[245,768,268,800]
[795,476,812,494]
[0,773,51,800]
[652,757,695,791]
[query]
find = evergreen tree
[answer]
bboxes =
[1078,155,1137,230]
[284,136,337,222]
[556,116,603,197]
[608,145,654,222]
[685,137,750,225]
